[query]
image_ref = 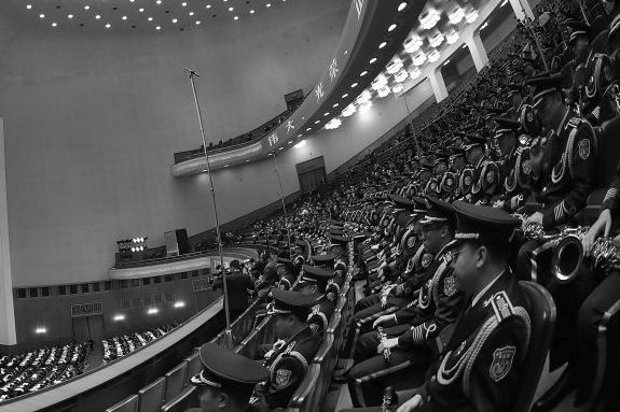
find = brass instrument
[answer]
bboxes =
[552,231,620,283]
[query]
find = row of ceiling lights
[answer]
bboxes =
[22,0,287,30]
[322,1,481,132]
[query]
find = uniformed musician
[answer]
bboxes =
[188,343,269,412]
[516,73,598,284]
[396,203,531,412]
[252,289,321,410]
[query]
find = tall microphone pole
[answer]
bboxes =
[271,153,293,259]
[185,68,232,347]
[402,97,423,156]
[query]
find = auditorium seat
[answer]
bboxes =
[105,394,139,412]
[512,281,557,412]
[286,363,321,412]
[184,353,202,386]
[164,361,188,403]
[138,376,165,412]
[589,294,620,410]
[161,386,196,412]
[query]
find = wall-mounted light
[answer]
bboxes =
[358,101,373,113]
[356,90,372,104]
[35,327,47,335]
[409,67,422,79]
[173,301,186,309]
[147,307,159,315]
[113,314,126,321]
[386,56,404,74]
[371,73,388,91]
[404,33,423,54]
[341,103,357,117]
[394,69,409,83]
[377,85,391,98]
[325,118,342,130]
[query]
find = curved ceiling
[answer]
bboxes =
[5,0,292,32]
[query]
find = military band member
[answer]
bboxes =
[294,264,339,335]
[396,203,531,412]
[517,73,598,284]
[252,289,321,409]
[346,198,464,407]
[188,343,269,412]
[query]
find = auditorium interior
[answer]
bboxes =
[0,0,619,411]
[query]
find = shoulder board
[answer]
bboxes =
[484,291,515,323]
[567,116,582,129]
[284,341,297,354]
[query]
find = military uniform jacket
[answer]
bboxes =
[257,326,321,409]
[602,160,620,216]
[419,270,531,412]
[395,244,464,352]
[533,110,597,228]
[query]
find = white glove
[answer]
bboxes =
[396,394,424,412]
[373,313,397,329]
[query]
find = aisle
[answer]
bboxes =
[85,341,104,371]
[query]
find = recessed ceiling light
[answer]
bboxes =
[67,14,74,19]
[206,4,212,9]
[39,13,45,19]
[388,24,397,32]
[148,17,153,21]
[370,57,377,64]
[250,9,255,13]
[156,26,161,30]
[139,8,144,13]
[360,71,368,77]
[189,11,194,16]
[398,2,408,12]
[351,83,358,88]
[156,0,162,4]
[105,23,111,29]
[266,3,272,7]
[95,14,101,20]
[51,22,57,27]
[333,103,339,108]
[324,112,330,116]
[342,93,349,98]
[195,20,201,25]
[234,16,239,20]
[228,7,234,11]
[26,5,32,10]
[122,16,128,21]
[181,2,188,7]
[84,6,90,11]
[172,18,178,23]
[379,41,387,49]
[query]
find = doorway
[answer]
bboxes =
[296,156,327,194]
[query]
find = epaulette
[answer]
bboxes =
[484,291,515,323]
[567,116,582,129]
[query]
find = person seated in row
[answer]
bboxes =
[346,197,464,407]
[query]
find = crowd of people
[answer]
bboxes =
[0,341,91,401]
[183,0,620,411]
[102,325,174,364]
